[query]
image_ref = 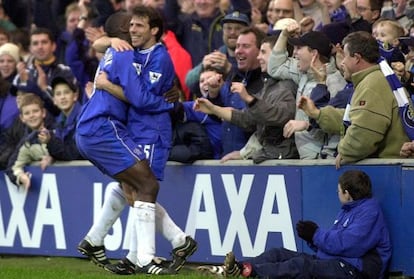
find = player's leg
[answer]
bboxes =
[75,120,140,267]
[104,205,138,275]
[114,161,176,275]
[145,143,197,271]
[106,201,195,275]
[78,183,126,267]
[156,202,197,271]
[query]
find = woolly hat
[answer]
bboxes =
[0,43,20,63]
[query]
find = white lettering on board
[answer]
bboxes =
[0,174,66,249]
[185,173,295,257]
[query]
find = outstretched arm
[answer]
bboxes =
[194,98,233,122]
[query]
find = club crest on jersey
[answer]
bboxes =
[149,71,162,83]
[133,62,142,76]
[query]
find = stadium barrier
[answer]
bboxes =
[0,159,413,276]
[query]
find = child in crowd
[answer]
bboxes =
[373,19,406,64]
[169,66,223,161]
[6,93,53,190]
[37,76,84,161]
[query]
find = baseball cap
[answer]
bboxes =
[221,11,250,26]
[104,11,132,41]
[288,31,332,58]
[51,76,77,93]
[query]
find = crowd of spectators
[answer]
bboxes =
[1,0,414,188]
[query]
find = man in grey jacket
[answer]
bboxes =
[268,23,346,159]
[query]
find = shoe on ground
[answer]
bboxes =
[153,256,171,268]
[136,260,177,275]
[77,239,110,267]
[169,236,198,271]
[197,265,225,276]
[224,251,241,277]
[104,258,136,275]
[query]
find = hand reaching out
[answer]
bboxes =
[205,73,223,98]
[230,82,250,102]
[298,96,320,119]
[193,98,215,114]
[220,150,242,163]
[283,120,310,138]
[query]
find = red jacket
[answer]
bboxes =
[162,30,192,100]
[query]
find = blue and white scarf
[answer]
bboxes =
[343,58,414,140]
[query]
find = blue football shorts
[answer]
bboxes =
[76,118,146,177]
[76,118,169,180]
[136,142,169,181]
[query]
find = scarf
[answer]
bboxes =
[379,59,414,140]
[343,59,414,139]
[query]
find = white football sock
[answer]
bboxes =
[86,184,126,246]
[126,202,186,263]
[134,201,156,267]
[155,202,186,248]
[126,218,137,265]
